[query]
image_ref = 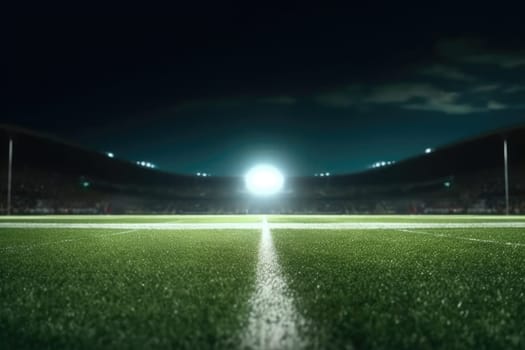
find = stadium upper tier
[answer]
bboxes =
[0,124,524,214]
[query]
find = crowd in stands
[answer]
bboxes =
[1,164,525,215]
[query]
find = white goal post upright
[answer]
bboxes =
[504,139,510,216]
[7,138,13,216]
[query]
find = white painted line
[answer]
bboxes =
[1,222,525,230]
[269,222,525,229]
[398,229,525,247]
[242,216,305,350]
[0,223,262,230]
[0,229,138,252]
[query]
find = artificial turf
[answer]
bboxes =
[0,228,259,349]
[1,215,525,349]
[272,227,525,349]
[268,215,525,223]
[0,215,263,224]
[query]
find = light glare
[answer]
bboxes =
[245,164,284,196]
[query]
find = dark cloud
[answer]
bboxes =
[418,64,477,82]
[436,37,525,69]
[503,85,525,94]
[470,84,501,93]
[314,85,361,108]
[314,83,511,115]
[256,96,297,105]
[172,95,297,113]
[311,35,525,116]
[487,100,507,110]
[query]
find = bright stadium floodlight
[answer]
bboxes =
[425,148,432,154]
[245,164,284,196]
[106,152,114,158]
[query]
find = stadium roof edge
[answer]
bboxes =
[1,122,524,181]
[0,123,244,180]
[289,122,525,181]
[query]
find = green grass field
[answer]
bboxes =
[1,215,525,349]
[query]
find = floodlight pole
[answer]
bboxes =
[7,138,13,216]
[503,139,510,215]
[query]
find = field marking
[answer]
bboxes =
[0,223,262,230]
[398,229,525,248]
[242,216,305,350]
[2,214,524,220]
[2,222,525,230]
[269,222,525,229]
[0,229,138,253]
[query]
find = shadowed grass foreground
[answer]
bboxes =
[273,228,525,349]
[0,229,259,349]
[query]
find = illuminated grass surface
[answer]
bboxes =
[0,215,262,224]
[2,217,525,349]
[1,215,525,224]
[404,228,525,245]
[0,215,525,223]
[0,228,259,349]
[272,228,525,349]
[268,215,525,223]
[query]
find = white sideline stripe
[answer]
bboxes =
[1,222,525,230]
[0,229,138,252]
[398,229,525,247]
[0,223,262,230]
[269,222,525,229]
[242,216,305,350]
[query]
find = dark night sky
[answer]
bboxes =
[5,4,525,176]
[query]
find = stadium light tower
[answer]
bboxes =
[245,164,284,196]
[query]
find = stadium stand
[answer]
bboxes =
[0,124,524,214]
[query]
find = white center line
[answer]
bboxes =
[242,216,305,350]
[398,229,525,247]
